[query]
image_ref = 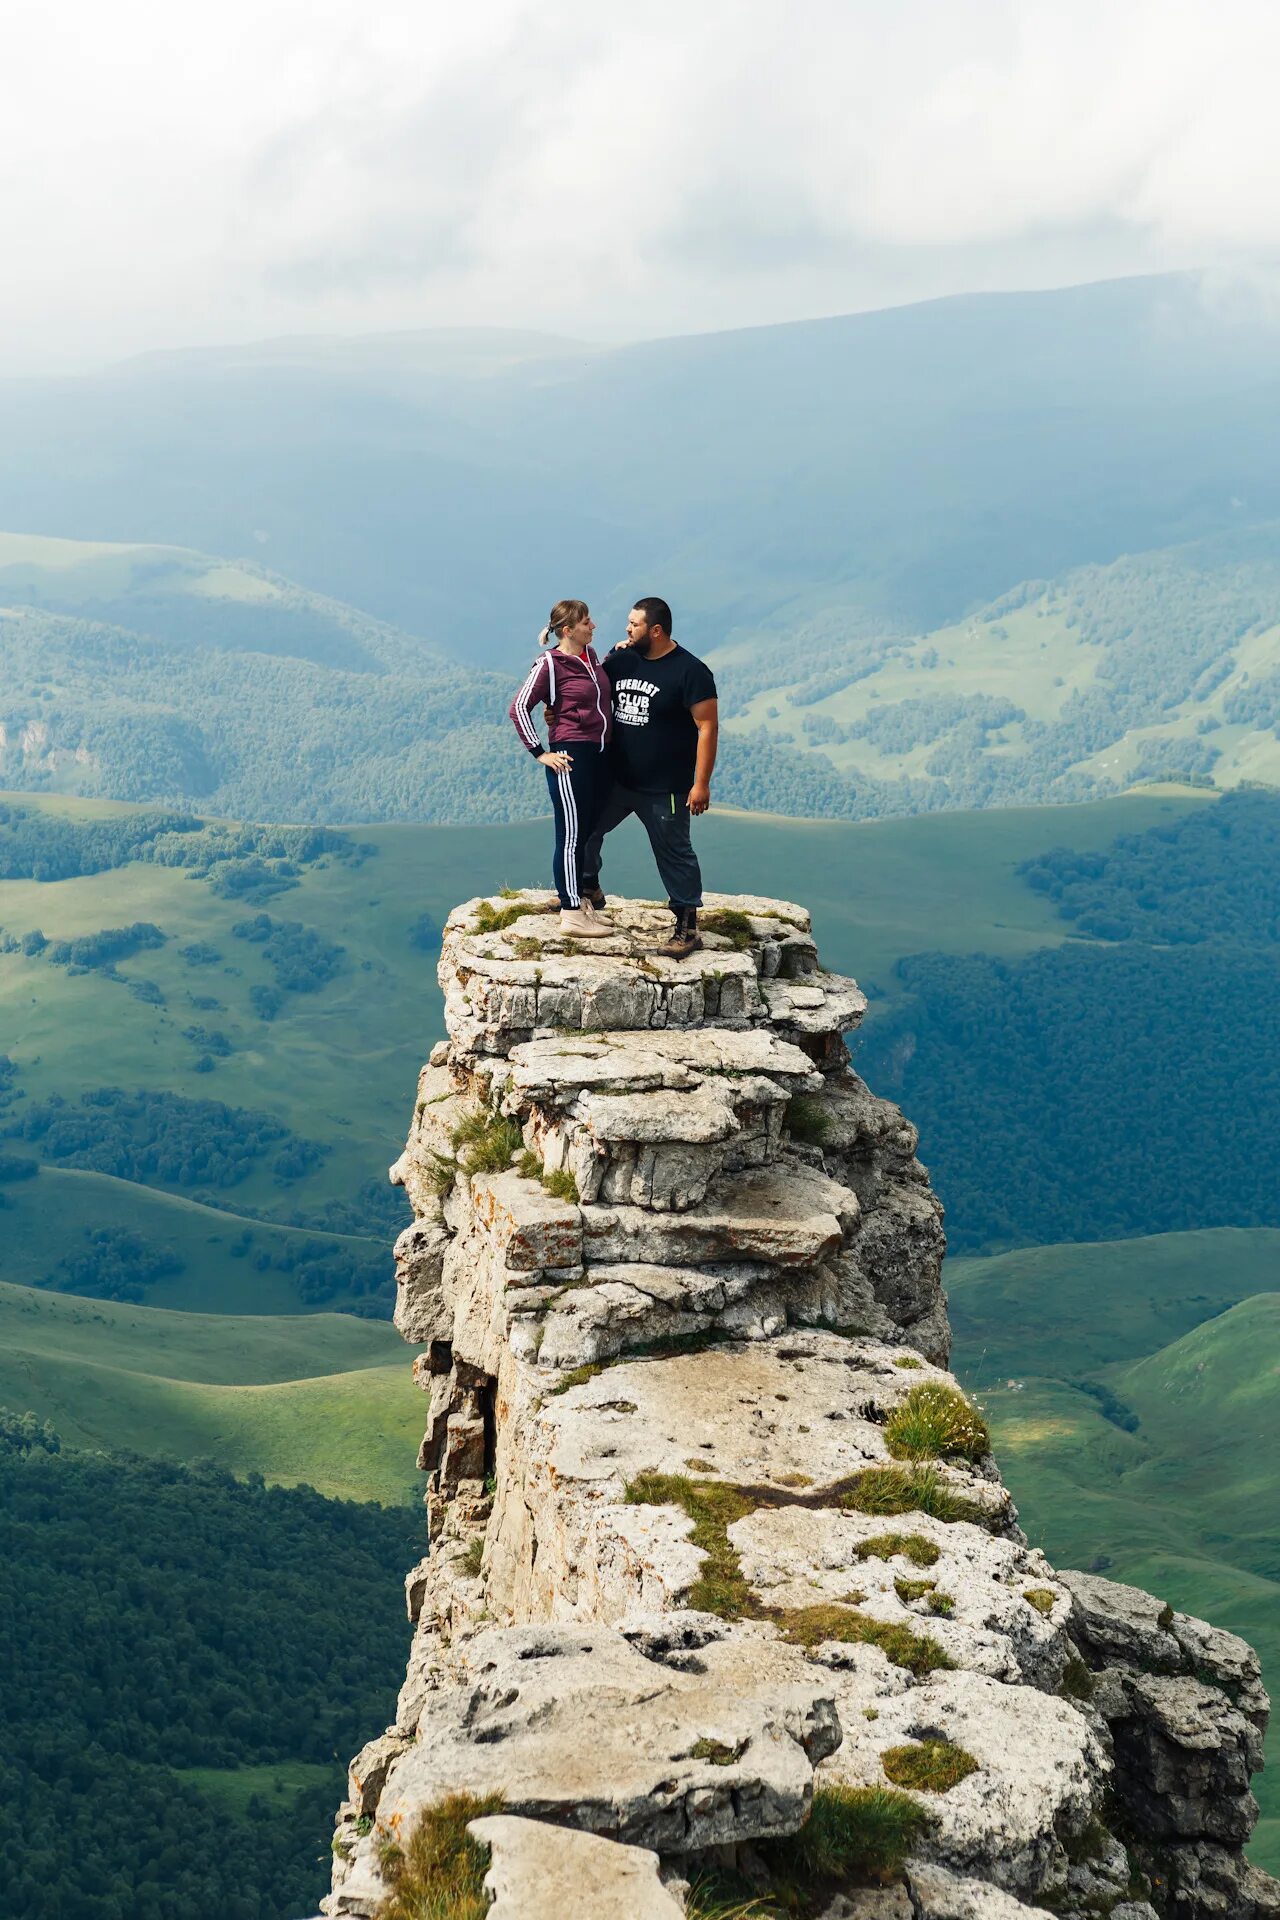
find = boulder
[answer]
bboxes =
[471,1815,684,1919]
[377,1621,841,1855]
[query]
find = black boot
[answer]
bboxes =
[657,906,701,959]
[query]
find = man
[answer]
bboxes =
[580,596,718,958]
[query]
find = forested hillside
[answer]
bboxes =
[7,520,1280,824]
[725,526,1280,815]
[858,789,1280,1249]
[0,1440,416,1919]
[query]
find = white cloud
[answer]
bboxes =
[2,0,1280,368]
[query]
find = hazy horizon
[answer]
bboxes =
[7,0,1280,374]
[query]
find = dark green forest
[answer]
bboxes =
[0,797,363,888]
[7,1087,328,1191]
[0,1439,417,1920]
[861,791,1280,1250]
[1019,787,1280,943]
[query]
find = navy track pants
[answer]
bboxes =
[581,783,703,910]
[546,747,614,909]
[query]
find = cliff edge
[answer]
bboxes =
[326,891,1277,1920]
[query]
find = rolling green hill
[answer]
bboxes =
[0,1279,422,1503]
[949,1231,1280,1869]
[721,524,1280,811]
[5,521,1280,825]
[0,526,444,675]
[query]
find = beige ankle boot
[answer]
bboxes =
[559,907,609,938]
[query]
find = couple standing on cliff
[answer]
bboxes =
[508,596,718,960]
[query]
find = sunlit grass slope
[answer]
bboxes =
[0,1279,422,1504]
[949,1231,1280,1868]
[0,1168,380,1313]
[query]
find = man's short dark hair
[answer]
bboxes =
[633,596,673,635]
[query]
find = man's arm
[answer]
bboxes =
[688,698,718,814]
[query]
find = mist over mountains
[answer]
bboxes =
[4,270,1280,822]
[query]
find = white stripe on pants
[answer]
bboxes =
[556,765,580,906]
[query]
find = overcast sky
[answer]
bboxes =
[4,0,1279,372]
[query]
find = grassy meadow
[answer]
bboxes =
[949,1230,1280,1866]
[0,1278,422,1504]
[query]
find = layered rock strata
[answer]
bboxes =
[327,892,1275,1920]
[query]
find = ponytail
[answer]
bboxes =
[541,598,589,649]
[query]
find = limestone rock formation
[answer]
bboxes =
[327,891,1275,1920]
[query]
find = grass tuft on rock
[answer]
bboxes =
[375,1791,504,1920]
[839,1465,983,1525]
[540,1165,579,1203]
[1060,1656,1096,1701]
[425,1153,458,1200]
[549,1361,607,1396]
[701,908,755,951]
[459,1538,484,1578]
[624,1472,756,1617]
[893,1355,924,1370]
[765,1783,934,1886]
[880,1738,979,1795]
[684,1873,774,1919]
[776,1604,954,1677]
[450,1109,524,1176]
[884,1384,990,1464]
[474,898,545,934]
[855,1531,940,1568]
[690,1737,744,1766]
[893,1576,936,1604]
[785,1095,831,1147]
[1023,1587,1057,1616]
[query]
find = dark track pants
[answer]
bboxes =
[546,747,614,909]
[581,784,703,910]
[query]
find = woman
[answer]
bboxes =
[508,599,613,936]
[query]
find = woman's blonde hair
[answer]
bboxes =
[538,598,589,647]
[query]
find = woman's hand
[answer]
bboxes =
[539,750,572,771]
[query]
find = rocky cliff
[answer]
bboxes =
[326,892,1277,1920]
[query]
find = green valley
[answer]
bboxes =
[949,1230,1280,1868]
[0,1279,422,1503]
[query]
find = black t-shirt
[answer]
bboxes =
[603,645,717,793]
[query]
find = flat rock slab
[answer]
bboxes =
[730,1505,1069,1688]
[472,1815,684,1919]
[582,1160,857,1268]
[512,1258,826,1369]
[818,1666,1106,1898]
[763,973,868,1035]
[507,1027,823,1100]
[906,1862,1055,1920]
[437,892,853,1051]
[446,889,813,949]
[469,1169,582,1273]
[539,1331,961,1497]
[378,1621,840,1854]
